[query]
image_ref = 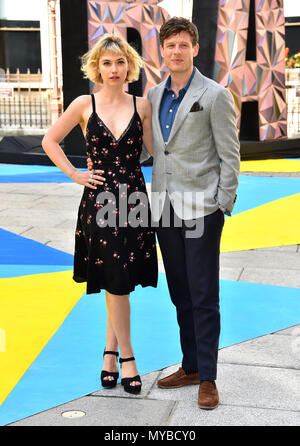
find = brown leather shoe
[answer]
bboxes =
[157,367,200,389]
[198,381,219,410]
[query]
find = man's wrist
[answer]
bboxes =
[219,205,231,216]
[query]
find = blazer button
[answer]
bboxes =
[164,150,170,155]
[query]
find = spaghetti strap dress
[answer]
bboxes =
[73,94,158,295]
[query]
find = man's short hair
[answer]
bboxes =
[159,17,199,47]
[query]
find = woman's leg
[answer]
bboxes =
[105,291,140,386]
[102,305,119,382]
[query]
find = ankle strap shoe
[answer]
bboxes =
[119,356,142,395]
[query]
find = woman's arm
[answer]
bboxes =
[139,98,154,158]
[42,95,105,190]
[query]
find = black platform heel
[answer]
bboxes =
[119,356,142,394]
[101,350,119,389]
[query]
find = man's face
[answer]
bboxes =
[160,31,199,74]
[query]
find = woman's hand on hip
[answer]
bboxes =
[71,169,105,190]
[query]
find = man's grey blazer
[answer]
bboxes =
[144,68,240,221]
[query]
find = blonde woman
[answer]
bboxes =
[42,34,158,394]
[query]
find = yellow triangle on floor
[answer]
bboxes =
[156,193,300,259]
[240,159,300,172]
[221,193,300,252]
[0,270,85,406]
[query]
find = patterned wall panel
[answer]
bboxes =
[87,0,170,95]
[214,0,287,140]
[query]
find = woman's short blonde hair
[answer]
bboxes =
[81,33,144,84]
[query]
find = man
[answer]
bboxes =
[88,17,240,409]
[147,17,240,410]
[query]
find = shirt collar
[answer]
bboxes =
[165,66,196,96]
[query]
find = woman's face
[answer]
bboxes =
[98,50,129,86]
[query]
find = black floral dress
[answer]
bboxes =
[73,94,158,295]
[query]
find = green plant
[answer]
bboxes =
[286,49,300,68]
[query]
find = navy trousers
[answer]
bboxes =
[156,200,224,381]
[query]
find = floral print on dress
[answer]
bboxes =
[73,95,158,295]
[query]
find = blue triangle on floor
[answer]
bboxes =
[1,164,300,215]
[0,228,73,266]
[0,164,152,183]
[232,176,300,215]
[0,265,73,278]
[1,275,300,425]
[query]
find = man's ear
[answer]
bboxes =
[193,43,199,58]
[160,45,165,58]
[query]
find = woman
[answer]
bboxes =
[42,34,158,394]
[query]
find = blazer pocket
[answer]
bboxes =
[189,102,203,112]
[184,110,208,137]
[186,108,207,120]
[187,109,203,115]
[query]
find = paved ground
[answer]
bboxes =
[1,173,300,426]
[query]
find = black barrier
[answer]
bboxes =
[192,0,219,79]
[60,0,89,157]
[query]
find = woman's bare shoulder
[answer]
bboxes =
[66,95,93,121]
[70,94,92,108]
[136,96,151,107]
[135,96,152,118]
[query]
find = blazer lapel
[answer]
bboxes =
[166,69,207,146]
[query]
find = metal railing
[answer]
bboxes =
[0,68,52,131]
[1,66,300,136]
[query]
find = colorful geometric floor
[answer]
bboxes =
[240,158,300,172]
[0,162,300,425]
